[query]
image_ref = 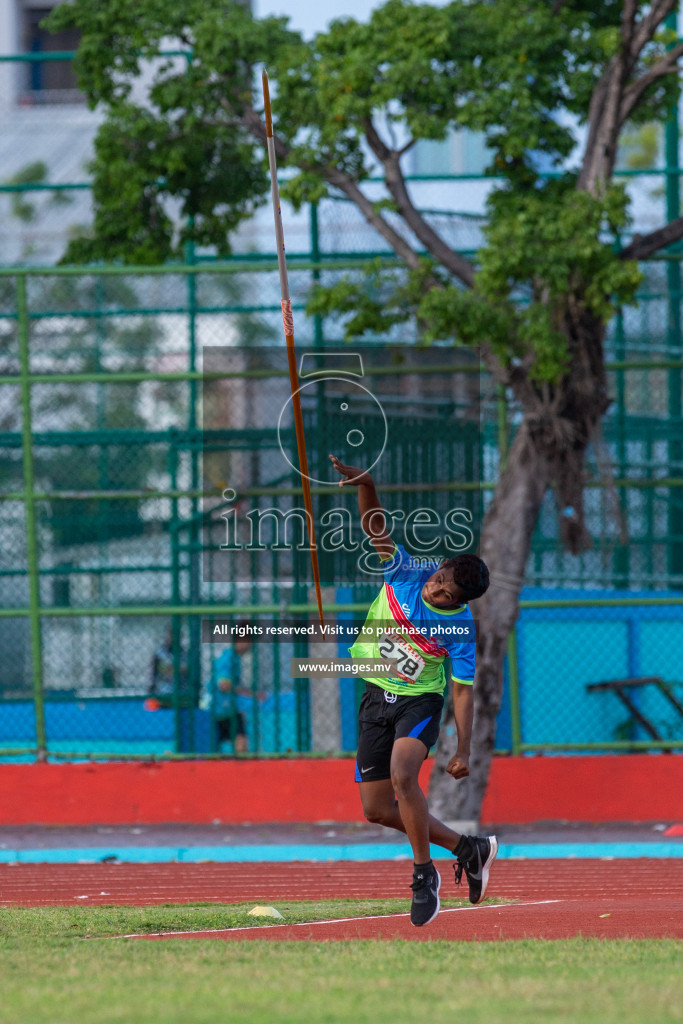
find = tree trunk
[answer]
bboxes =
[430,307,609,827]
[429,426,552,826]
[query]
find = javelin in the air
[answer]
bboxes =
[262,68,324,624]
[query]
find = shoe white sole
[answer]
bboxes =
[476,835,498,904]
[411,868,441,927]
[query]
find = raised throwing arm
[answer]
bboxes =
[329,454,395,561]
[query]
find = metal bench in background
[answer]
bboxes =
[586,676,683,740]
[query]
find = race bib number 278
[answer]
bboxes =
[377,633,425,683]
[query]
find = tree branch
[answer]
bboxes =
[238,103,290,160]
[619,40,683,124]
[237,102,425,271]
[627,0,676,70]
[479,342,516,389]
[619,215,683,260]
[577,50,626,192]
[363,117,476,288]
[622,0,639,55]
[322,166,424,270]
[579,0,678,193]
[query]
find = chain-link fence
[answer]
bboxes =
[0,49,681,757]
[0,260,681,760]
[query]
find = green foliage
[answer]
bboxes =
[3,161,73,226]
[43,0,678,380]
[312,178,643,380]
[45,0,300,262]
[618,123,661,170]
[63,99,270,264]
[5,161,48,222]
[307,258,427,337]
[477,182,642,379]
[419,285,521,355]
[7,161,48,185]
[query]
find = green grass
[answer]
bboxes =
[0,897,486,938]
[0,904,681,1024]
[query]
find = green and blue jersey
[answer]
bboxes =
[349,544,476,696]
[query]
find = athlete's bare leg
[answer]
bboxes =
[359,745,462,853]
[359,737,461,863]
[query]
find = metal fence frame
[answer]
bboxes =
[0,261,681,759]
[0,43,682,757]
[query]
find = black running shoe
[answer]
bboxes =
[410,863,441,927]
[453,835,498,904]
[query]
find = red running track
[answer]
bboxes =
[1,860,682,940]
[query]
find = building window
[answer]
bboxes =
[411,130,492,177]
[21,6,83,105]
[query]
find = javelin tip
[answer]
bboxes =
[262,68,273,138]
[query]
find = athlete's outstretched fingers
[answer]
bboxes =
[329,454,371,486]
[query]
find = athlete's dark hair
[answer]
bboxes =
[440,553,490,601]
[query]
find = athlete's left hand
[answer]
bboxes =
[446,752,470,779]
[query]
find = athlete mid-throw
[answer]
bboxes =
[330,454,498,927]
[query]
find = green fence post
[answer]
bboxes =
[666,9,683,578]
[17,273,47,760]
[169,430,183,753]
[507,628,522,756]
[186,239,200,752]
[612,264,630,586]
[310,202,324,348]
[273,632,282,751]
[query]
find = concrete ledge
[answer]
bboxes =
[443,820,479,835]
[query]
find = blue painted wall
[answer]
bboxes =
[2,589,681,756]
[504,589,683,747]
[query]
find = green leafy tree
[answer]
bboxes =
[46,0,683,820]
[1,161,74,262]
[3,161,72,224]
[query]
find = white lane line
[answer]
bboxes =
[117,900,562,939]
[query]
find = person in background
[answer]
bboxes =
[209,626,263,753]
[149,626,188,707]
